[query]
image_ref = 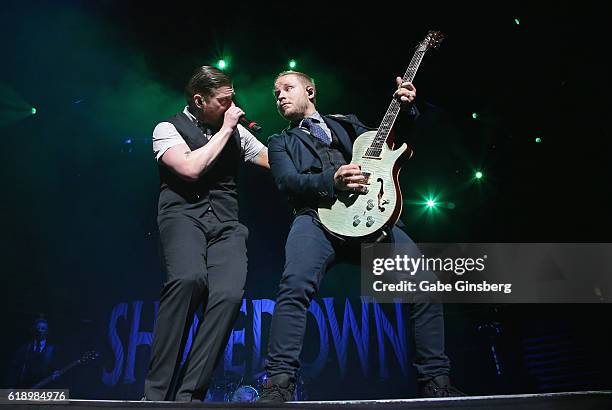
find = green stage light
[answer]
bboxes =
[31,107,37,115]
[288,60,297,69]
[535,137,542,143]
[411,192,442,215]
[216,59,227,70]
[475,171,483,179]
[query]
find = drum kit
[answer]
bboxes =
[203,371,307,403]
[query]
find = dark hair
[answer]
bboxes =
[33,314,48,327]
[185,66,232,106]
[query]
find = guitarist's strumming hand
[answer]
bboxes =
[393,77,417,106]
[334,164,368,194]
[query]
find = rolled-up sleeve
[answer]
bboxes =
[152,122,186,161]
[238,124,265,163]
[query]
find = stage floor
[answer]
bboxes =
[1,391,610,410]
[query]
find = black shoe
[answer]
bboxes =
[258,374,296,403]
[419,375,465,398]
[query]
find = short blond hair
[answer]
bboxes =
[274,71,316,103]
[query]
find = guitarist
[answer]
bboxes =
[259,71,462,402]
[6,317,60,388]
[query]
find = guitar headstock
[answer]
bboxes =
[79,350,100,364]
[418,31,445,51]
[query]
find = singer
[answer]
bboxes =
[144,66,269,401]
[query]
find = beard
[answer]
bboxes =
[279,101,308,122]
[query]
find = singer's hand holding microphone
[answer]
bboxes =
[223,102,262,134]
[222,103,245,132]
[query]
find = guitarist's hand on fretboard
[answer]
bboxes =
[393,77,416,105]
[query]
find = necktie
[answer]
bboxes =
[302,118,331,146]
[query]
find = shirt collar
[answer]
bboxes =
[183,106,197,123]
[184,106,214,133]
[294,111,325,129]
[33,339,46,352]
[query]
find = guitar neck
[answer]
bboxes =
[31,360,80,389]
[365,37,434,158]
[378,48,427,135]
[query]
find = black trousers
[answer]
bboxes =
[265,214,450,382]
[144,209,248,401]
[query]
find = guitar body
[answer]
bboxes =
[318,130,413,238]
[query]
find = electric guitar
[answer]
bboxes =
[318,31,444,239]
[31,350,99,389]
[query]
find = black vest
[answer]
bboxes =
[157,112,242,222]
[294,126,348,213]
[312,131,348,171]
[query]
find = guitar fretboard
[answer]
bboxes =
[364,47,427,158]
[31,361,79,389]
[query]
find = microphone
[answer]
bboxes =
[239,115,262,133]
[233,96,262,133]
